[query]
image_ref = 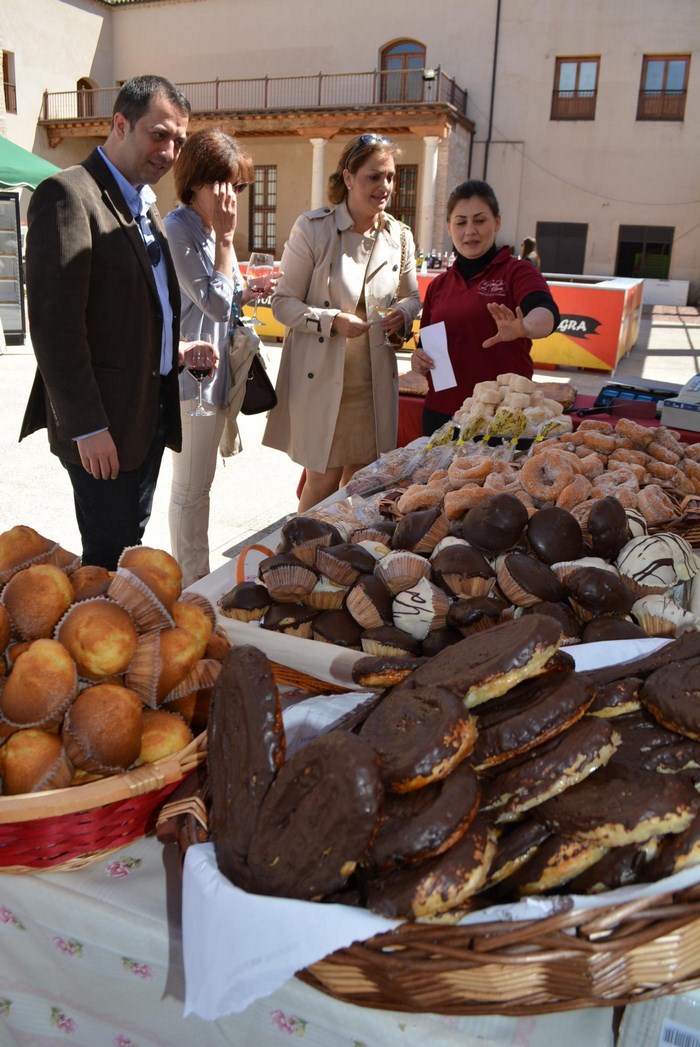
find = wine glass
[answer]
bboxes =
[366,290,396,347]
[245,252,274,326]
[187,346,214,417]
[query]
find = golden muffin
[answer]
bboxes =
[56,598,138,680]
[2,563,74,640]
[1,727,73,794]
[70,565,112,601]
[203,628,231,662]
[62,683,143,774]
[164,688,211,732]
[125,625,202,706]
[0,637,78,728]
[0,605,10,654]
[138,708,193,764]
[118,547,183,610]
[0,525,56,581]
[171,599,213,660]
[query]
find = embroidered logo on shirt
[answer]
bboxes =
[478,278,506,297]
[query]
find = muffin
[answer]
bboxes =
[260,602,318,638]
[430,545,495,598]
[275,516,343,565]
[0,637,78,728]
[56,597,138,680]
[108,546,182,630]
[360,625,421,657]
[346,574,394,629]
[392,508,450,555]
[258,553,318,602]
[375,550,431,596]
[0,728,73,794]
[171,598,214,659]
[126,626,203,706]
[62,683,143,774]
[446,595,512,636]
[0,605,10,654]
[137,708,193,765]
[2,563,74,640]
[218,581,271,622]
[69,564,112,601]
[566,567,635,622]
[0,524,58,585]
[301,575,349,610]
[496,553,566,608]
[315,543,377,586]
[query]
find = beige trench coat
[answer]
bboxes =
[262,201,422,474]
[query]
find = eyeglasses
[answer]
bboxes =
[345,133,394,164]
[233,183,249,195]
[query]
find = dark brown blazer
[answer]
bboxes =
[20,148,182,471]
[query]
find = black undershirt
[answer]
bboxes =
[453,244,560,326]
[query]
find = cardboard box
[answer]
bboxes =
[660,398,700,433]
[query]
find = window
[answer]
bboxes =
[637,55,689,120]
[389,164,418,235]
[249,165,277,255]
[2,51,16,114]
[616,226,673,279]
[550,57,599,119]
[381,40,425,103]
[536,222,588,274]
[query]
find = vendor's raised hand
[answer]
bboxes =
[483,303,527,347]
[332,312,370,338]
[411,345,435,376]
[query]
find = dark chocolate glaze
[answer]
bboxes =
[208,645,285,891]
[525,601,581,641]
[470,670,594,768]
[276,516,343,553]
[351,654,428,687]
[641,656,700,739]
[607,710,685,769]
[346,573,394,628]
[566,842,649,894]
[566,566,634,616]
[534,763,697,836]
[430,546,494,596]
[639,739,700,780]
[446,596,509,631]
[500,553,566,603]
[392,508,447,554]
[246,732,383,899]
[359,684,476,790]
[351,521,397,542]
[644,809,700,882]
[363,760,482,871]
[487,820,551,883]
[311,609,363,648]
[588,677,642,715]
[587,496,630,561]
[363,817,493,919]
[257,553,318,600]
[315,543,378,583]
[392,613,563,700]
[507,833,607,893]
[462,493,528,554]
[361,625,421,654]
[260,602,318,631]
[526,506,584,565]
[219,581,271,612]
[420,626,464,657]
[581,617,647,643]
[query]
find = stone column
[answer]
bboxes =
[418,136,441,255]
[309,138,327,209]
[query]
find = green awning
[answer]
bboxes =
[0,136,61,190]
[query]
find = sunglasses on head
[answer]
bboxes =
[346,133,394,163]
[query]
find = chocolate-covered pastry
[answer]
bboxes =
[481,716,620,821]
[208,645,285,890]
[565,842,650,894]
[420,626,464,657]
[508,834,609,895]
[363,760,482,871]
[246,731,382,899]
[391,507,449,555]
[526,506,583,565]
[586,496,630,561]
[430,545,495,598]
[581,616,647,643]
[470,670,594,769]
[496,552,566,607]
[394,613,563,709]
[525,601,581,644]
[639,739,700,783]
[351,521,397,544]
[360,625,421,657]
[533,763,698,845]
[345,573,394,629]
[257,553,318,602]
[643,810,700,882]
[566,566,634,620]
[641,656,700,739]
[392,577,449,640]
[447,595,510,635]
[315,543,378,586]
[359,685,478,792]
[483,820,551,888]
[588,677,643,717]
[260,602,318,637]
[218,580,271,621]
[606,710,684,769]
[363,816,497,919]
[276,516,343,564]
[311,609,362,648]
[462,493,528,554]
[351,654,427,689]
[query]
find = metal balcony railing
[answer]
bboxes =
[637,88,687,120]
[42,67,468,122]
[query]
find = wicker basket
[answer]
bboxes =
[0,731,207,874]
[159,662,700,1017]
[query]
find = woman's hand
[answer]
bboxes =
[483,303,527,347]
[180,340,219,374]
[332,312,370,338]
[241,265,282,306]
[211,181,237,242]
[411,345,435,375]
[380,308,406,338]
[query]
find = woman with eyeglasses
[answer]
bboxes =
[411,180,560,437]
[263,132,422,511]
[164,128,255,585]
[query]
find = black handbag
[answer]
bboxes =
[240,352,278,415]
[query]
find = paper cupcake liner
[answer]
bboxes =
[161,657,222,704]
[285,536,333,567]
[177,590,217,628]
[496,567,543,609]
[438,574,495,599]
[301,584,348,610]
[262,565,318,602]
[124,631,161,708]
[632,613,680,638]
[274,621,315,639]
[615,575,669,599]
[108,568,175,633]
[314,550,364,587]
[360,638,416,657]
[375,552,431,595]
[346,590,388,630]
[218,606,267,622]
[411,513,451,555]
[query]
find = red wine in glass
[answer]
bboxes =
[188,347,215,416]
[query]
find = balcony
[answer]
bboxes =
[550,90,597,120]
[40,68,471,146]
[637,88,686,120]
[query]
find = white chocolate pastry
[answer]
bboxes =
[391,576,449,640]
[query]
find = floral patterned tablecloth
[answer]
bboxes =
[0,833,620,1047]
